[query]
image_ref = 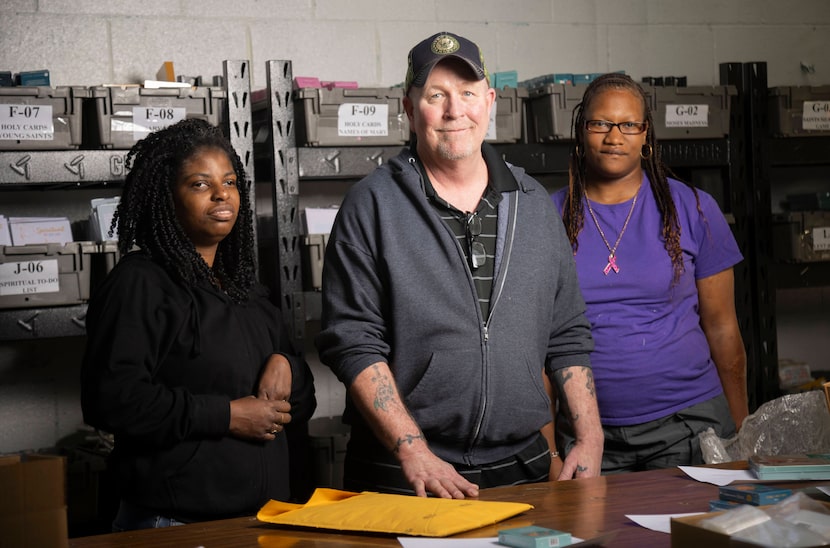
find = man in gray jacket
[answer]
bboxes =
[316,31,603,498]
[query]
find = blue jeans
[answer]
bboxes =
[112,500,187,532]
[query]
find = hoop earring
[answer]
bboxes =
[575,144,583,158]
[640,144,653,160]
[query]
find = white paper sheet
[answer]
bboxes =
[678,465,755,486]
[397,534,586,547]
[625,512,705,534]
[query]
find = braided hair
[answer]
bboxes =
[562,73,699,285]
[111,118,257,303]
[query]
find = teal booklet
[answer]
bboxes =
[749,453,830,480]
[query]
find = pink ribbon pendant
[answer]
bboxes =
[603,254,620,275]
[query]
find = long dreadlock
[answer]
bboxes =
[111,118,257,303]
[562,73,700,285]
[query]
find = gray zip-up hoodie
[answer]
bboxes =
[316,143,593,466]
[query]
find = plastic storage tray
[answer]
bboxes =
[772,211,830,263]
[291,87,409,147]
[0,86,88,150]
[769,85,830,137]
[651,85,736,139]
[0,242,119,309]
[86,86,227,149]
[486,87,528,144]
[524,83,589,142]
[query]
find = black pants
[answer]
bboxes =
[557,393,736,474]
[344,429,551,495]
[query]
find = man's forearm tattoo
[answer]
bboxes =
[370,364,396,412]
[553,366,595,423]
[584,367,596,397]
[392,433,425,454]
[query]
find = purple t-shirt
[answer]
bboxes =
[552,176,743,426]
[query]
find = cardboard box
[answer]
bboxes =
[671,509,830,548]
[0,454,68,548]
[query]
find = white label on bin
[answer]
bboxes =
[664,104,709,127]
[813,226,830,251]
[802,101,830,131]
[486,101,498,141]
[0,259,59,296]
[130,106,187,139]
[337,103,389,137]
[0,104,54,141]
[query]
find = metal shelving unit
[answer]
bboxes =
[255,61,793,410]
[0,60,253,341]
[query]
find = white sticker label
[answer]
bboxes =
[0,259,60,296]
[130,106,187,139]
[337,103,389,137]
[486,101,498,141]
[813,226,830,251]
[664,104,709,127]
[802,101,830,131]
[0,103,54,141]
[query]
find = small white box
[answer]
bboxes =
[302,207,339,235]
[9,217,73,245]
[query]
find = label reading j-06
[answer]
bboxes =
[0,259,60,296]
[0,103,55,141]
[337,103,389,137]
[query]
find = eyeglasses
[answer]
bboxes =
[466,212,486,270]
[585,120,647,135]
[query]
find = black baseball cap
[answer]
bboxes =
[404,31,489,93]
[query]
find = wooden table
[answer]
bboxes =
[69,465,825,547]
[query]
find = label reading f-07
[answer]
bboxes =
[0,103,55,140]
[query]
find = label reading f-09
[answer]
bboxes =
[338,103,389,137]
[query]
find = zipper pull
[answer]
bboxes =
[483,324,489,342]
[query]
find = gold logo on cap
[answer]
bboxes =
[432,34,460,55]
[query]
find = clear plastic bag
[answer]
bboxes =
[700,390,830,464]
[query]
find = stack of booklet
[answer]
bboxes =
[749,454,830,480]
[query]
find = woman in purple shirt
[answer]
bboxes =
[551,73,748,473]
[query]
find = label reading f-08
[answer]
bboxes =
[131,106,187,139]
[0,259,60,296]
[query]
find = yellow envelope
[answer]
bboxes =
[256,487,533,537]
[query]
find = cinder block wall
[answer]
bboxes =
[2,0,829,89]
[1,0,829,454]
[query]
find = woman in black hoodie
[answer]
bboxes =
[81,118,316,531]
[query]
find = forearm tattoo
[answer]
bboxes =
[392,433,425,454]
[553,366,595,423]
[370,364,397,412]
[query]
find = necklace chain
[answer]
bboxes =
[584,186,640,275]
